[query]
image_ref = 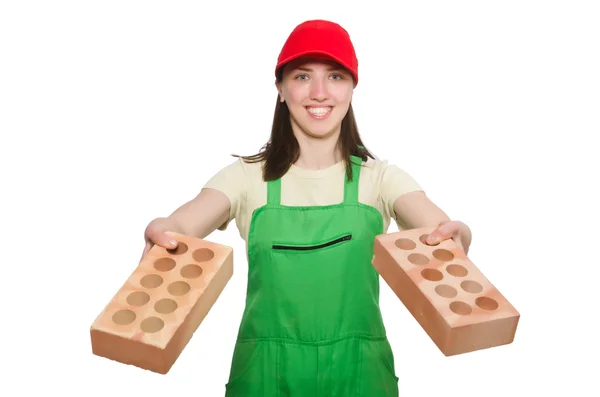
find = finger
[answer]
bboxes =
[147,229,178,249]
[140,241,152,262]
[452,235,465,253]
[160,234,179,248]
[426,221,457,245]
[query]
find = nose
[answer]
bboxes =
[309,77,328,102]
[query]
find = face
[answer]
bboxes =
[276,57,354,140]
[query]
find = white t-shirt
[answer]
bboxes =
[203,156,424,243]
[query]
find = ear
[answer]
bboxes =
[275,80,285,103]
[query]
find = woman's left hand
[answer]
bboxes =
[425,220,469,253]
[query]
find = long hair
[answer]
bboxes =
[232,74,375,182]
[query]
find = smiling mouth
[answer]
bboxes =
[306,106,333,118]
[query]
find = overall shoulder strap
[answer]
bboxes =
[343,155,362,205]
[267,178,281,206]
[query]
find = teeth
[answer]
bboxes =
[307,107,331,116]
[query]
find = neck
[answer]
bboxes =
[293,128,342,170]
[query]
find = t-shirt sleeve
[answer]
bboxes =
[202,158,248,231]
[379,162,424,223]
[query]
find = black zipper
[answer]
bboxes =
[272,234,352,251]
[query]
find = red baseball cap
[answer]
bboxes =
[275,20,359,86]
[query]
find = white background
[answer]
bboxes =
[1,1,599,396]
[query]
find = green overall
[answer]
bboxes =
[224,156,399,396]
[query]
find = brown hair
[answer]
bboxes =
[232,71,375,182]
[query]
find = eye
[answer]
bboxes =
[330,74,344,80]
[295,74,309,80]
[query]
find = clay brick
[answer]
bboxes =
[372,226,519,356]
[90,231,233,373]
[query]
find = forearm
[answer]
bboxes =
[165,188,231,239]
[392,191,473,254]
[166,202,200,237]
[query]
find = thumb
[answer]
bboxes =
[426,220,455,245]
[154,230,179,249]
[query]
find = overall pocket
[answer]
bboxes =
[272,233,352,252]
[376,338,400,383]
[225,340,265,395]
[358,338,399,397]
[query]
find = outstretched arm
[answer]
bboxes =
[167,187,231,239]
[393,190,472,254]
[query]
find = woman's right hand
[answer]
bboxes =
[140,217,179,262]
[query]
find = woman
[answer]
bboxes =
[141,19,472,397]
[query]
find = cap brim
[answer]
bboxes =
[275,50,357,84]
